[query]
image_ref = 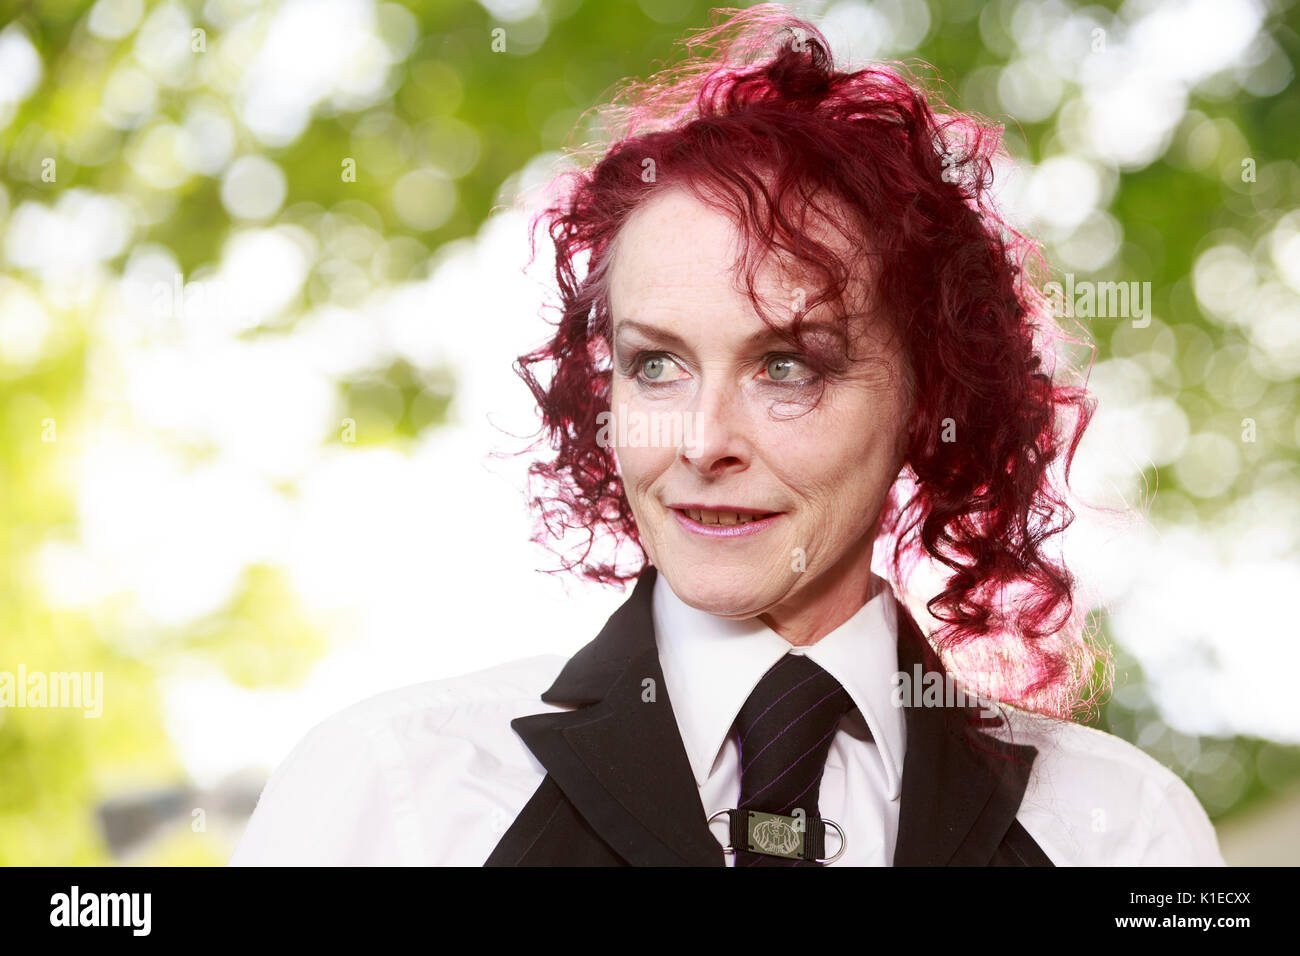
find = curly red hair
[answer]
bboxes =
[511,5,1104,719]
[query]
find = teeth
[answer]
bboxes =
[684,509,764,525]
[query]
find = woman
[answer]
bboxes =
[230,5,1223,866]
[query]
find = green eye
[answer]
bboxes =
[767,356,795,380]
[642,356,666,379]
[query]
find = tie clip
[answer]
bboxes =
[707,809,847,864]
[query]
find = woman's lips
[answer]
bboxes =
[669,507,782,538]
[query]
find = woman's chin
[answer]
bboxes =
[658,564,781,618]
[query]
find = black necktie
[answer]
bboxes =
[732,653,857,866]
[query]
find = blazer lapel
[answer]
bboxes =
[499,565,1038,867]
[506,566,724,866]
[891,605,1040,866]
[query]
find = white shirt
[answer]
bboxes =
[229,575,1226,866]
[654,570,906,865]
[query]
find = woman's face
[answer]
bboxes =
[607,186,914,642]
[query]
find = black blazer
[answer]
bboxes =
[486,565,1053,866]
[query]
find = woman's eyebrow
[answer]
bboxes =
[612,319,687,349]
[613,318,844,350]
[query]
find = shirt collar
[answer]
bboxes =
[651,569,907,801]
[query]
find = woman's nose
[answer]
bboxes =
[680,377,750,472]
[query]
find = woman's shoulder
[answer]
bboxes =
[228,654,572,865]
[311,653,573,734]
[984,703,1226,866]
[990,702,1183,781]
[275,653,575,765]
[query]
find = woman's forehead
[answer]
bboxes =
[608,185,873,325]
[608,189,743,295]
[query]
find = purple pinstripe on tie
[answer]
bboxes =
[731,653,856,867]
